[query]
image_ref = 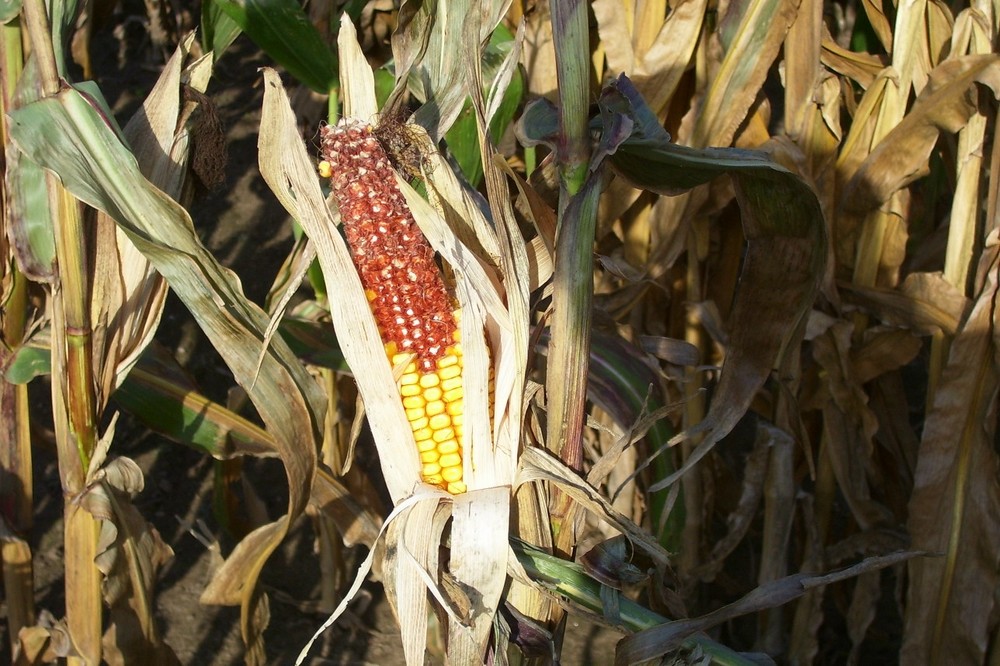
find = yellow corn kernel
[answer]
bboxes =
[405,406,425,422]
[402,395,426,410]
[422,386,443,402]
[421,449,440,464]
[441,465,462,483]
[437,354,459,369]
[439,452,461,469]
[419,373,440,388]
[413,427,433,443]
[443,387,463,403]
[446,481,467,494]
[437,439,459,455]
[318,160,333,178]
[428,413,451,431]
[426,400,446,417]
[432,427,456,443]
[439,365,461,382]
[400,372,419,387]
[447,400,463,417]
[401,383,422,398]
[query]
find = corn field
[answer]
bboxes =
[1,0,998,663]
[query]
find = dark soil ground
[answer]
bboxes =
[9,7,619,665]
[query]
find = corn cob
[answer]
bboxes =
[319,119,467,494]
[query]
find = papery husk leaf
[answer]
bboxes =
[8,82,322,661]
[295,492,437,664]
[903,232,1000,664]
[461,29,534,494]
[395,173,510,488]
[383,496,446,665]
[842,55,1000,216]
[516,446,671,569]
[447,487,510,663]
[338,14,378,121]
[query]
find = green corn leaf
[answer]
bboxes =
[444,24,525,187]
[211,0,338,93]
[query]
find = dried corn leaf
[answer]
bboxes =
[92,36,209,408]
[616,550,922,664]
[903,232,1000,664]
[593,0,708,115]
[685,0,799,148]
[820,38,885,89]
[811,320,895,529]
[843,55,1000,217]
[8,81,323,661]
[599,76,825,492]
[840,271,968,335]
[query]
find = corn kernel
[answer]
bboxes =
[447,400,463,417]
[446,481,467,494]
[439,452,461,469]
[401,383,422,397]
[421,450,440,465]
[428,413,451,431]
[413,427,433,443]
[439,365,461,382]
[437,439,459,455]
[424,472,444,486]
[426,400,446,417]
[419,373,440,388]
[441,466,463,483]
[410,416,429,431]
[405,406,425,422]
[437,354,459,369]
[422,386,443,402]
[443,387,463,403]
[432,427,456,443]
[402,395,426,410]
[400,373,419,386]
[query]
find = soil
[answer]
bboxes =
[9,10,620,666]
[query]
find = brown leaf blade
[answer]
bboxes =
[902,234,1000,664]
